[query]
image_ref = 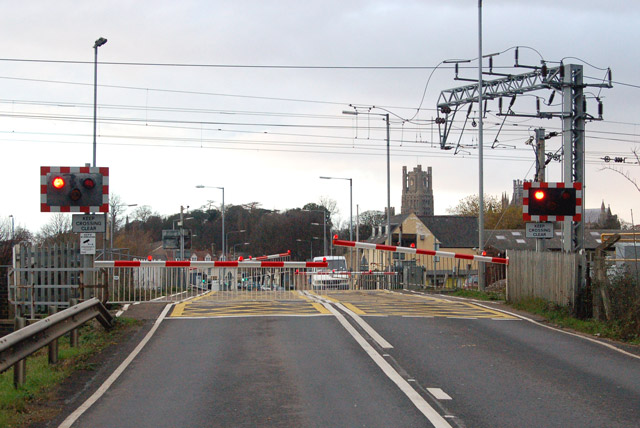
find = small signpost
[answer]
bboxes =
[72,214,106,233]
[525,222,554,239]
[80,233,96,255]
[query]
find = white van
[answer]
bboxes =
[311,256,350,290]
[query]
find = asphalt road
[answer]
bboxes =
[61,292,640,428]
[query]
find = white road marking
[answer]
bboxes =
[428,388,452,400]
[58,303,173,428]
[320,302,453,428]
[304,292,393,349]
[115,303,130,318]
[456,298,640,361]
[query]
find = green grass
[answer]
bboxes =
[512,297,640,345]
[451,289,505,301]
[0,317,139,428]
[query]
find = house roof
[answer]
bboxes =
[485,229,624,252]
[419,216,479,248]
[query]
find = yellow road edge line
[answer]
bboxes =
[343,302,366,315]
[312,302,332,314]
[460,301,517,318]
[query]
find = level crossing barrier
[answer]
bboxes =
[92,259,405,303]
[333,238,508,289]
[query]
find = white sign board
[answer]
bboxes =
[72,214,106,233]
[526,222,554,239]
[80,233,96,255]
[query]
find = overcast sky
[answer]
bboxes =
[2,0,640,235]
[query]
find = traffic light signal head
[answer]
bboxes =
[528,187,576,216]
[41,166,109,212]
[523,182,582,221]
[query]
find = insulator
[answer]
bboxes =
[548,91,555,105]
[598,100,603,117]
[499,97,503,114]
[536,98,540,113]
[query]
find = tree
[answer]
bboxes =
[358,210,385,239]
[36,213,74,245]
[132,205,155,224]
[448,194,525,229]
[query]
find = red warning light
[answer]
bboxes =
[238,256,244,261]
[410,243,415,248]
[333,234,338,240]
[533,190,546,201]
[82,178,95,189]
[323,257,327,262]
[52,176,65,189]
[482,251,487,256]
[287,250,291,254]
[147,255,152,261]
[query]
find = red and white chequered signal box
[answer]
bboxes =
[41,166,109,213]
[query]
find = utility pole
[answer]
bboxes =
[179,205,185,261]
[436,56,611,255]
[535,128,546,253]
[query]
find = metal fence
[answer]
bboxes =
[335,239,508,290]
[93,260,400,303]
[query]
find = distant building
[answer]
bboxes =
[401,165,434,217]
[511,179,524,206]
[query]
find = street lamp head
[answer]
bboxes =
[319,176,331,180]
[94,37,107,48]
[195,185,204,188]
[342,110,358,115]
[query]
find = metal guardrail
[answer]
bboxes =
[0,298,113,376]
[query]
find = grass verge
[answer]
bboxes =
[512,297,640,345]
[450,289,505,301]
[0,317,139,428]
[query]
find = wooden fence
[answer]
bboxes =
[506,250,583,308]
[9,242,83,317]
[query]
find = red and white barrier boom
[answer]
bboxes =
[95,260,327,268]
[248,250,291,261]
[332,239,508,265]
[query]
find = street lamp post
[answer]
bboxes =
[110,203,137,260]
[196,185,225,259]
[297,237,319,260]
[233,242,250,260]
[305,208,327,255]
[319,176,352,241]
[343,110,391,270]
[9,214,14,240]
[92,37,107,168]
[226,230,246,260]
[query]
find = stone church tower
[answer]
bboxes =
[401,165,434,216]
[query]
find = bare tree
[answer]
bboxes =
[132,205,155,223]
[37,213,74,245]
[602,148,640,193]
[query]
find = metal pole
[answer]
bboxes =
[386,113,391,271]
[535,128,546,253]
[323,209,327,255]
[180,206,185,261]
[92,38,107,167]
[10,215,14,240]
[349,179,353,241]
[477,0,486,291]
[93,45,98,168]
[221,188,225,261]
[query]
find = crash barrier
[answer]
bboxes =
[333,239,508,289]
[0,298,113,387]
[92,260,402,302]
